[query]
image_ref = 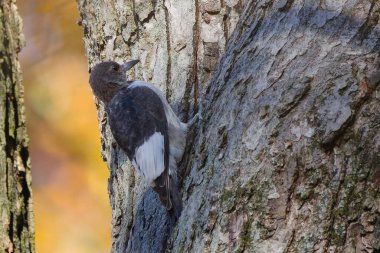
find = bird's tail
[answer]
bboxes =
[152,175,182,220]
[168,176,182,220]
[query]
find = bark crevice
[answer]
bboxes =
[77,0,380,252]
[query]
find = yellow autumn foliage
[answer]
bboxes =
[18,0,111,252]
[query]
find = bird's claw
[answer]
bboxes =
[187,97,204,128]
[187,113,200,128]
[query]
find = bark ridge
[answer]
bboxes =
[77,0,380,252]
[0,1,35,252]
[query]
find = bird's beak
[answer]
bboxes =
[121,60,139,72]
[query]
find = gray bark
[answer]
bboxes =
[0,1,35,252]
[77,0,380,252]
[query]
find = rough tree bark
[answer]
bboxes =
[0,1,35,253]
[77,0,380,252]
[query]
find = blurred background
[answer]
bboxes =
[18,0,111,252]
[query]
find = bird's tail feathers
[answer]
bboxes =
[152,177,172,209]
[168,176,182,220]
[152,175,182,220]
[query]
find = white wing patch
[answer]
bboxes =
[129,81,188,177]
[132,132,165,183]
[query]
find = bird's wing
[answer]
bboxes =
[107,86,169,185]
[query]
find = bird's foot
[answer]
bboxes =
[187,97,203,128]
[187,112,202,128]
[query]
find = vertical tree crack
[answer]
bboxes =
[164,0,172,102]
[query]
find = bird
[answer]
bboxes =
[89,60,199,218]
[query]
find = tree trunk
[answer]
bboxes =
[0,1,35,253]
[77,0,380,252]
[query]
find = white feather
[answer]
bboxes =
[129,81,188,176]
[132,132,165,183]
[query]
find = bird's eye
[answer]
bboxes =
[112,65,119,71]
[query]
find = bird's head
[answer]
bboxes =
[89,60,139,103]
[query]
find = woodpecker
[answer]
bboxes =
[89,60,198,218]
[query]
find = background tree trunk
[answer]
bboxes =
[0,1,35,252]
[77,0,380,252]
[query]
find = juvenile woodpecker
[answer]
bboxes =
[89,60,197,217]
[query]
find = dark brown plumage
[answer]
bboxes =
[89,60,182,217]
